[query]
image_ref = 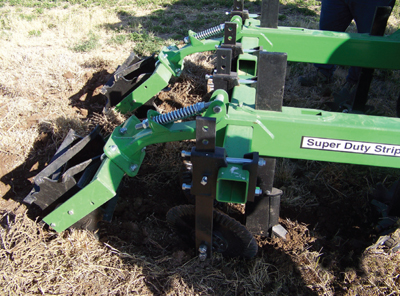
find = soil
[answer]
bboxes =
[1,59,399,295]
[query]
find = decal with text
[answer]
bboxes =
[301,137,400,157]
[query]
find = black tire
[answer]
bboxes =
[166,205,258,258]
[389,180,400,217]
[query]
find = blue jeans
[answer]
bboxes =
[315,0,396,83]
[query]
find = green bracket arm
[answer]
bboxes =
[43,158,125,232]
[115,62,173,114]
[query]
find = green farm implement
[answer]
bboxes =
[24,0,400,259]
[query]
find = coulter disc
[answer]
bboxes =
[166,205,258,258]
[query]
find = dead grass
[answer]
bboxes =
[0,210,154,295]
[0,210,326,295]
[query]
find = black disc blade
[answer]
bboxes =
[166,205,258,258]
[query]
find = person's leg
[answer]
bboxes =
[316,0,353,76]
[300,0,353,86]
[347,0,395,82]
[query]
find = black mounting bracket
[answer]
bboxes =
[231,0,249,22]
[213,47,239,92]
[221,22,243,58]
[190,117,227,258]
[260,0,279,28]
[245,49,287,237]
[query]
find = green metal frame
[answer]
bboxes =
[43,14,400,232]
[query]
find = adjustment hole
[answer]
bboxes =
[202,139,209,145]
[202,126,209,132]
[221,55,226,59]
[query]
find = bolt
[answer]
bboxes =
[135,120,149,130]
[255,187,262,196]
[181,150,191,158]
[183,36,190,44]
[182,183,192,190]
[215,94,225,102]
[163,54,168,59]
[213,105,222,113]
[141,147,146,153]
[199,244,207,261]
[35,176,44,185]
[205,74,213,79]
[175,69,181,75]
[258,158,266,167]
[68,210,74,215]
[130,164,138,172]
[265,190,271,195]
[119,127,127,134]
[110,145,117,152]
[201,176,208,186]
[50,223,56,228]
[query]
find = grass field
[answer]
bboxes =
[1,0,400,295]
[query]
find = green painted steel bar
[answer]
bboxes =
[217,124,254,203]
[110,102,400,178]
[114,40,221,114]
[163,39,221,68]
[238,18,400,69]
[224,103,400,168]
[43,158,125,232]
[115,63,173,114]
[104,115,196,176]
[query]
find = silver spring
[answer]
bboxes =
[135,102,211,130]
[184,24,225,44]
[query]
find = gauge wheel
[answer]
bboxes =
[166,205,258,258]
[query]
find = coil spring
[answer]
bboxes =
[135,102,211,129]
[154,102,209,124]
[184,24,225,44]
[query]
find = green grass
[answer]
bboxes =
[128,31,167,56]
[0,15,11,30]
[108,34,127,45]
[71,31,100,52]
[28,29,40,36]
